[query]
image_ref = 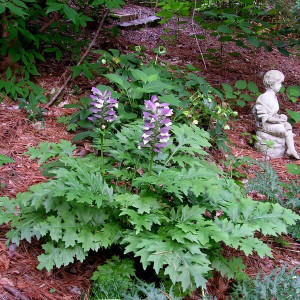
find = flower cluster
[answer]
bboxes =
[139,95,173,153]
[88,88,118,128]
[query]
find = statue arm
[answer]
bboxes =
[255,102,281,123]
[267,115,285,123]
[255,96,284,124]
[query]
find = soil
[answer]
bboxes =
[0,2,299,299]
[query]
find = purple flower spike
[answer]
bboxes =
[89,88,118,127]
[139,95,173,153]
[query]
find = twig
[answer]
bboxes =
[273,247,300,254]
[160,291,172,300]
[3,286,30,300]
[46,10,109,108]
[39,13,60,33]
[191,0,207,70]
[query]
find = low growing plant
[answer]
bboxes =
[0,154,14,166]
[90,256,139,299]
[288,220,300,242]
[231,266,300,299]
[90,256,182,299]
[247,160,300,209]
[222,80,260,108]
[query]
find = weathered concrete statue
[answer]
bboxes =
[253,70,299,159]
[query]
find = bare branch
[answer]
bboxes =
[46,10,109,108]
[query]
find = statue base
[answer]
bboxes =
[254,131,286,158]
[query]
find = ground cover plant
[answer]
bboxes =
[0,0,299,299]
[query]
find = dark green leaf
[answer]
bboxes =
[248,82,259,93]
[246,36,260,47]
[217,25,233,34]
[235,80,247,90]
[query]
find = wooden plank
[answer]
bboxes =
[118,16,161,29]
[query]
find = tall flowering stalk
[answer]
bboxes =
[88,87,118,174]
[139,95,173,174]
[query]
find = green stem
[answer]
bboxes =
[100,133,104,175]
[149,151,155,176]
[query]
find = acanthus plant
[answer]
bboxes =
[0,94,299,296]
[88,87,118,173]
[139,95,173,174]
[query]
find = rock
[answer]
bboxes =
[112,13,138,22]
[31,122,44,130]
[69,286,81,295]
[119,16,161,29]
[255,131,286,158]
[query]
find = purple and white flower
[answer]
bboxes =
[139,95,173,153]
[88,88,118,127]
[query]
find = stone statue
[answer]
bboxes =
[253,70,299,159]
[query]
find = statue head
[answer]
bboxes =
[263,70,284,90]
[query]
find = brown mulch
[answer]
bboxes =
[0,104,97,300]
[0,103,74,198]
[0,3,299,299]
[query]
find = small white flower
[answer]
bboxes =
[143,140,149,145]
[232,111,238,116]
[101,59,106,64]
[224,124,230,130]
[192,120,199,125]
[101,125,106,130]
[165,122,172,126]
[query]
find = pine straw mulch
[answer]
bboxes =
[0,104,99,300]
[0,3,300,299]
